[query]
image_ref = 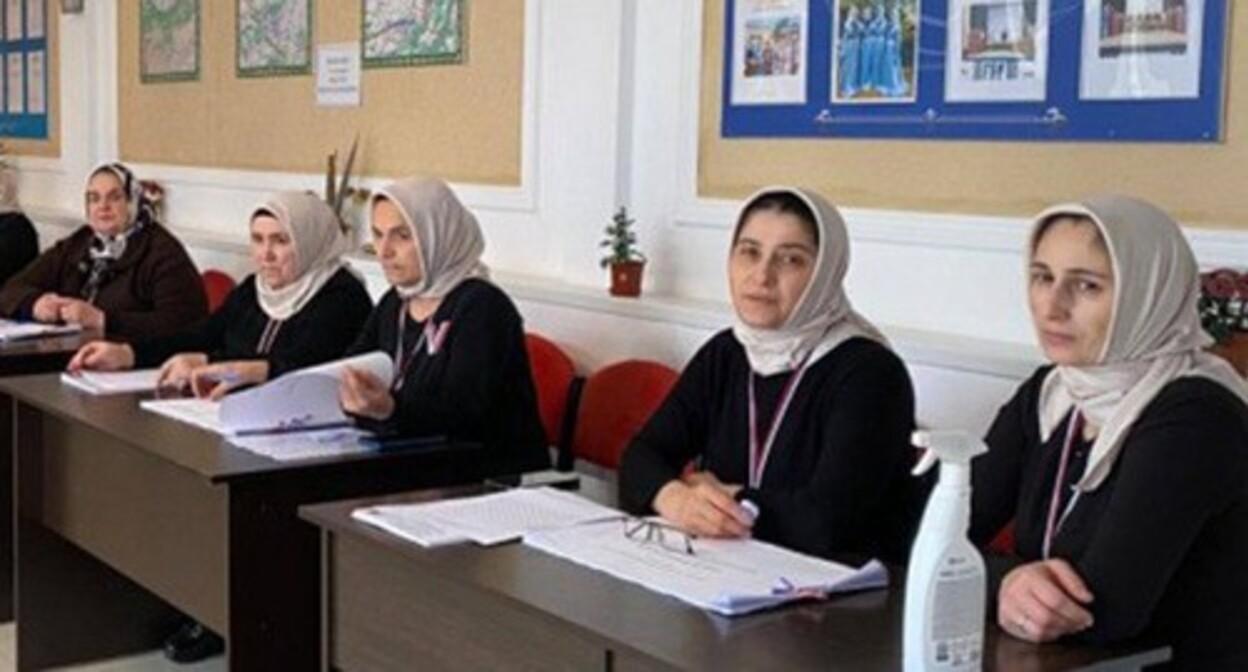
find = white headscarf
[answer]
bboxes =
[370,177,489,299]
[731,186,889,375]
[1032,194,1248,492]
[84,162,157,260]
[252,191,351,320]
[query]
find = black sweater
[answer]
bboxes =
[971,366,1248,668]
[345,279,549,476]
[0,212,37,287]
[133,268,371,377]
[619,331,924,563]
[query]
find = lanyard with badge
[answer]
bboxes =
[391,300,429,393]
[746,354,812,488]
[1042,410,1085,559]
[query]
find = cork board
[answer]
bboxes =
[700,1,1248,229]
[118,1,523,185]
[7,0,58,158]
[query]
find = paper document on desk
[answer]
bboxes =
[0,319,81,341]
[524,521,888,616]
[227,427,374,461]
[353,487,621,547]
[219,351,392,435]
[140,397,223,434]
[62,369,161,395]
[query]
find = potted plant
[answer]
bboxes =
[600,206,646,297]
[323,135,372,249]
[1199,268,1248,377]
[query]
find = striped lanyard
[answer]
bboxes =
[746,357,811,489]
[391,301,428,393]
[1042,411,1085,559]
[256,319,283,355]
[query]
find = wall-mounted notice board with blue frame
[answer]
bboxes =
[0,0,48,140]
[722,0,1228,142]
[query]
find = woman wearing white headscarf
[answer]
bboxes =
[69,190,371,400]
[339,177,548,475]
[0,166,37,287]
[619,187,922,562]
[970,195,1248,666]
[0,162,206,339]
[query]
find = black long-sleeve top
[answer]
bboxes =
[0,212,37,287]
[971,366,1248,668]
[619,331,925,563]
[132,268,371,377]
[345,279,549,476]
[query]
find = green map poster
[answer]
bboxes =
[141,0,199,83]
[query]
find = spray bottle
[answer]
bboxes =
[904,430,988,671]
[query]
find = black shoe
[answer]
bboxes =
[163,620,225,664]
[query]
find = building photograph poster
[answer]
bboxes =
[945,0,1048,102]
[1080,0,1204,100]
[731,0,809,106]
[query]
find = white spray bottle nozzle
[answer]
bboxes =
[910,430,988,476]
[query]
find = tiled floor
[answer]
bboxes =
[0,625,225,672]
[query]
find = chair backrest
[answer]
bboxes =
[524,333,578,451]
[201,269,236,313]
[571,359,679,470]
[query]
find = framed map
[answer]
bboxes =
[141,0,199,83]
[363,0,465,68]
[237,0,312,77]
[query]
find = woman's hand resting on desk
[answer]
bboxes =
[340,367,395,420]
[57,298,105,330]
[67,342,135,372]
[157,353,208,392]
[998,559,1095,643]
[190,360,270,401]
[32,293,67,323]
[653,471,754,538]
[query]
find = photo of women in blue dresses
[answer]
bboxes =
[833,0,919,102]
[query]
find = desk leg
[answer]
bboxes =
[13,402,182,670]
[1,392,13,623]
[227,479,323,671]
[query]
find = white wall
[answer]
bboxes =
[18,0,1248,434]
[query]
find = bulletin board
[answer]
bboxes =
[0,0,48,141]
[118,1,523,185]
[722,0,1229,142]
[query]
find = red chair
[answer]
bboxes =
[571,359,679,470]
[524,333,578,452]
[201,269,236,313]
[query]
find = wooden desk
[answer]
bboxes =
[302,485,1171,672]
[2,373,485,671]
[0,329,99,622]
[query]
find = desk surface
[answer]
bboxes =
[303,485,1170,672]
[0,330,98,375]
[0,373,435,482]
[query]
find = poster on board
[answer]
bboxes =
[731,0,808,105]
[945,0,1048,102]
[831,0,920,104]
[1080,0,1203,100]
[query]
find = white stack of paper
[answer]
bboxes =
[227,427,373,462]
[219,351,392,434]
[524,521,888,616]
[352,487,621,548]
[61,369,161,395]
[0,319,81,342]
[140,397,223,434]
[139,351,393,437]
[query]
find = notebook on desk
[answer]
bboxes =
[62,369,162,395]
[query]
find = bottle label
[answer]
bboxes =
[928,556,984,669]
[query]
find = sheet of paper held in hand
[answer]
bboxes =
[524,520,889,616]
[140,351,392,436]
[352,487,622,547]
